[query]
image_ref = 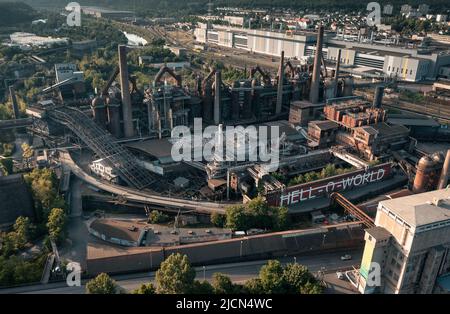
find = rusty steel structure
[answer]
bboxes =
[330,192,375,228]
[118,45,134,138]
[438,150,450,190]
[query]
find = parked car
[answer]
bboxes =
[336,271,345,280]
[341,254,352,261]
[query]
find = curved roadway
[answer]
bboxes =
[59,151,231,214]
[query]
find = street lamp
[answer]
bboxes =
[203,266,206,281]
[240,240,243,257]
[294,256,297,264]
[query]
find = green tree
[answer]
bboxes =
[0,157,13,175]
[86,273,118,294]
[133,283,155,294]
[259,260,285,294]
[299,281,324,294]
[246,196,272,229]
[212,273,236,294]
[46,208,67,244]
[155,253,196,294]
[243,278,264,294]
[21,143,33,168]
[225,205,248,231]
[24,168,65,219]
[13,216,33,249]
[148,210,170,224]
[282,263,314,293]
[0,233,16,257]
[190,280,214,294]
[210,212,226,228]
[0,254,45,287]
[274,206,289,230]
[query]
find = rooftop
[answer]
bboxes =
[89,218,233,247]
[365,226,392,240]
[125,138,173,160]
[379,189,450,228]
[309,120,339,130]
[90,219,144,243]
[387,118,441,128]
[354,122,410,137]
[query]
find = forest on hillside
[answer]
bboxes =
[0,0,448,18]
[0,2,37,26]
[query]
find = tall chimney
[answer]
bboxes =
[118,45,134,138]
[373,85,385,108]
[9,86,20,119]
[147,101,153,133]
[157,111,162,140]
[168,108,174,130]
[214,70,221,124]
[310,24,324,104]
[276,50,284,114]
[438,150,450,189]
[334,49,341,97]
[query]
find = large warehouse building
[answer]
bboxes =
[357,189,450,294]
[194,25,450,82]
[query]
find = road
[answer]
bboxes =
[0,249,361,294]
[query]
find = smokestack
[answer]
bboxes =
[214,70,221,124]
[9,86,20,119]
[373,86,385,108]
[118,45,134,138]
[438,150,450,189]
[168,108,174,130]
[157,111,162,139]
[310,25,324,104]
[147,101,153,133]
[334,49,341,97]
[276,50,284,114]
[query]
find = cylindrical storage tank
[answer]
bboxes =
[107,98,122,138]
[343,77,354,97]
[413,156,435,193]
[91,96,108,129]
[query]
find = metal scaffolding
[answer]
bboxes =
[48,106,155,190]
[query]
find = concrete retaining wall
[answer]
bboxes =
[86,222,365,275]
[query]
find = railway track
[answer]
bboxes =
[383,99,450,124]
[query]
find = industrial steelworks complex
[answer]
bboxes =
[2,22,450,293]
